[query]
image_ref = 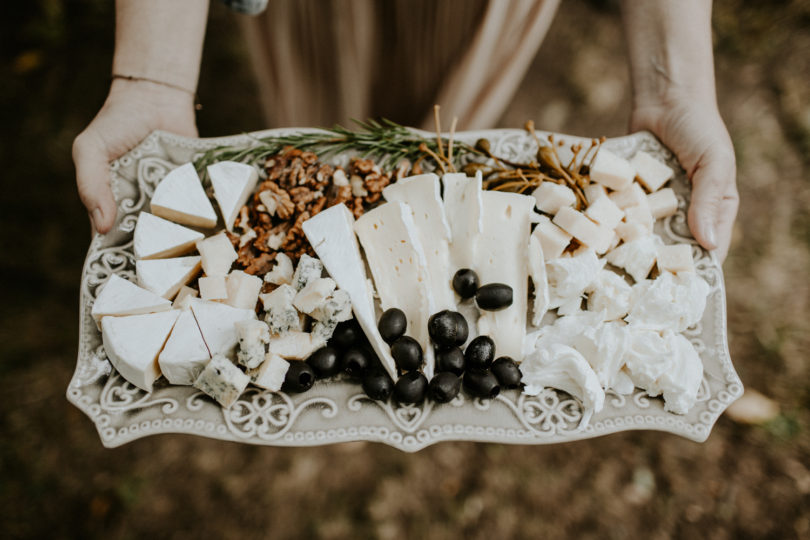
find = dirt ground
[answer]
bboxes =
[2,1,809,538]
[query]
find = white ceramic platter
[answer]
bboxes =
[67,128,742,451]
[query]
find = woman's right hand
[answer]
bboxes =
[72,78,198,234]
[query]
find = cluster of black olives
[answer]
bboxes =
[452,269,513,311]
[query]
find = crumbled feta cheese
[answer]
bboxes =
[520,343,605,413]
[626,271,710,332]
[546,249,604,308]
[587,269,633,321]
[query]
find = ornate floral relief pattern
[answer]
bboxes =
[67,129,742,451]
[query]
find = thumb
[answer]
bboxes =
[686,146,739,262]
[73,130,118,234]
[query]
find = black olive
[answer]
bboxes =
[393,371,428,404]
[429,372,462,403]
[428,310,460,347]
[475,283,513,311]
[283,361,315,393]
[491,356,522,388]
[341,347,372,377]
[306,346,341,378]
[329,319,361,350]
[450,311,469,346]
[378,308,407,343]
[435,346,465,375]
[452,269,480,299]
[464,335,496,370]
[463,369,501,399]
[362,370,394,401]
[391,336,423,371]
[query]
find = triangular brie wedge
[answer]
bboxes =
[101,310,180,392]
[189,298,256,357]
[158,309,211,385]
[91,274,172,329]
[136,256,201,299]
[133,211,204,260]
[207,161,259,231]
[150,163,217,228]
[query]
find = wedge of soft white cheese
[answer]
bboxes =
[91,274,172,329]
[193,354,250,408]
[101,309,180,392]
[158,308,211,385]
[207,161,259,231]
[355,201,436,377]
[136,256,201,299]
[133,211,204,260]
[520,342,605,413]
[474,191,535,360]
[528,235,550,327]
[150,162,217,228]
[383,173,455,311]
[301,203,397,379]
[189,298,257,358]
[441,171,483,270]
[546,248,604,309]
[627,271,710,332]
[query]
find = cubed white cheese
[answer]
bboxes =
[247,353,289,391]
[292,254,323,291]
[196,232,237,277]
[310,289,352,324]
[193,354,250,408]
[199,275,228,301]
[189,298,257,357]
[268,331,319,360]
[260,284,300,335]
[133,211,204,260]
[264,252,294,285]
[136,256,201,299]
[590,148,635,191]
[91,274,172,328]
[442,171,483,269]
[647,187,679,219]
[606,235,661,283]
[615,222,649,244]
[173,285,199,310]
[207,161,259,231]
[532,182,576,214]
[158,308,211,385]
[584,196,624,230]
[532,215,572,260]
[552,207,613,254]
[656,244,695,274]
[630,151,674,192]
[293,277,336,315]
[101,310,180,392]
[236,319,270,369]
[583,183,607,204]
[225,270,263,309]
[150,162,217,228]
[623,203,655,232]
[609,183,648,210]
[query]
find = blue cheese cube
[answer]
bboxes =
[236,319,270,369]
[193,354,250,408]
[260,284,300,335]
[247,353,289,391]
[292,254,323,291]
[310,289,352,323]
[311,319,338,347]
[293,277,336,315]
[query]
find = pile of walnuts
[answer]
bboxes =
[229,146,408,276]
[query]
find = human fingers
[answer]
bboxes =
[73,128,118,234]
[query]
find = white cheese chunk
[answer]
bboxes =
[193,354,250,408]
[546,248,604,309]
[627,271,709,332]
[91,274,172,328]
[292,254,323,291]
[301,204,397,380]
[293,277,336,315]
[268,331,319,360]
[225,270,263,309]
[584,196,624,230]
[552,207,613,254]
[590,148,635,191]
[190,298,257,357]
[532,215,572,260]
[133,211,203,260]
[207,161,259,231]
[264,253,294,285]
[260,284,300,335]
[150,162,218,228]
[630,150,674,192]
[247,353,289,391]
[235,319,270,369]
[605,234,660,283]
[101,310,180,392]
[587,269,633,321]
[158,309,211,385]
[136,256,201,299]
[199,275,228,301]
[532,182,577,214]
[646,187,679,219]
[442,172,483,270]
[474,191,535,360]
[623,204,655,233]
[520,343,605,413]
[615,222,649,244]
[583,183,607,204]
[384,173,455,311]
[528,235,549,327]
[310,289,352,323]
[311,319,338,346]
[609,183,648,210]
[656,244,696,274]
[196,232,237,277]
[173,285,199,310]
[355,201,436,377]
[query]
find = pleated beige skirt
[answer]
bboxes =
[239,0,560,130]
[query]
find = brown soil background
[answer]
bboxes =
[2,1,809,538]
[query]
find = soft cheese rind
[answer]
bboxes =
[150,162,217,228]
[133,212,204,260]
[207,161,259,231]
[190,298,257,357]
[136,256,201,299]
[91,274,172,328]
[158,309,211,385]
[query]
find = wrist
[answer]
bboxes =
[108,76,196,109]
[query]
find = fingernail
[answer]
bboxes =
[91,208,103,232]
[703,220,717,249]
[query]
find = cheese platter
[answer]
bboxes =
[68,127,742,451]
